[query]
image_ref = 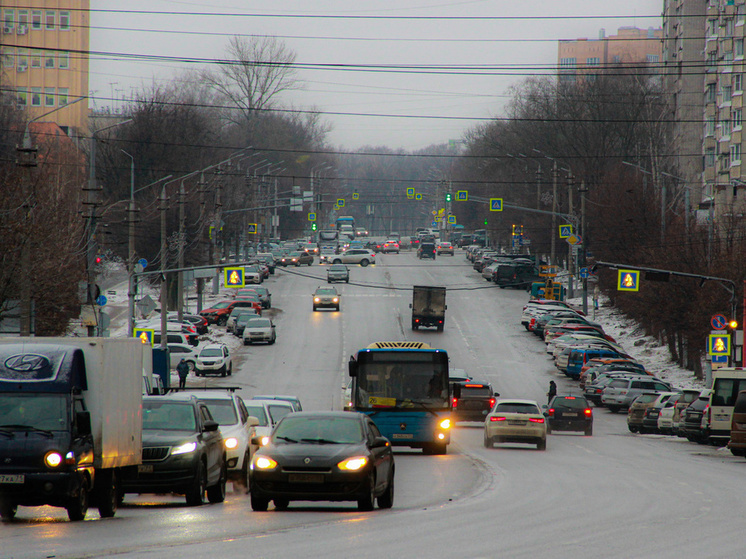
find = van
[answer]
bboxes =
[708,368,746,443]
[601,377,672,413]
[565,348,623,380]
[727,390,746,457]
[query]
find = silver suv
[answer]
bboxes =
[601,377,672,413]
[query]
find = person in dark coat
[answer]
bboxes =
[547,380,557,404]
[176,359,190,389]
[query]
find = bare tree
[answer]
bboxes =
[201,36,301,126]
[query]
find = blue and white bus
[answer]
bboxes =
[348,341,452,454]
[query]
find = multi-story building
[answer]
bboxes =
[558,27,663,84]
[0,1,90,137]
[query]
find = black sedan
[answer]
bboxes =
[451,381,498,422]
[249,411,394,511]
[121,394,227,506]
[545,395,593,436]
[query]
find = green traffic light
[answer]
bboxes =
[445,193,452,202]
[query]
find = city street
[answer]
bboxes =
[4,252,742,559]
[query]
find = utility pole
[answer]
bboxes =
[159,184,168,349]
[16,129,38,337]
[121,150,136,338]
[536,166,542,210]
[567,172,574,299]
[177,180,186,319]
[212,177,223,295]
[579,181,589,315]
[550,161,558,266]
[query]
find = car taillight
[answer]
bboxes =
[595,389,602,394]
[489,398,496,408]
[547,408,555,417]
[584,408,592,417]
[452,398,458,408]
[490,416,507,422]
[529,417,545,423]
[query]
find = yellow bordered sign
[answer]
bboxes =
[133,329,154,346]
[709,334,731,356]
[224,267,245,288]
[617,269,640,292]
[559,224,573,238]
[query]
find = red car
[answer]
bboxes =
[200,300,261,326]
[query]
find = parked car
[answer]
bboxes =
[627,392,662,433]
[640,392,680,434]
[657,393,682,435]
[436,242,454,255]
[121,394,227,506]
[193,391,260,491]
[195,343,233,377]
[313,286,341,311]
[235,313,263,338]
[249,411,395,511]
[200,300,258,326]
[327,264,350,283]
[226,307,259,333]
[167,312,209,335]
[332,248,375,267]
[670,388,702,435]
[679,390,713,443]
[242,317,276,345]
[602,377,672,413]
[243,265,263,284]
[584,372,648,406]
[154,332,197,348]
[728,390,746,457]
[451,381,498,422]
[168,343,198,371]
[545,395,593,435]
[484,399,547,450]
[252,286,272,308]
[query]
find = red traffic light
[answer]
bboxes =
[95,256,103,264]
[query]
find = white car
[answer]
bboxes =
[484,399,547,450]
[195,343,233,377]
[243,265,263,284]
[330,248,376,267]
[167,343,198,371]
[193,391,260,491]
[243,399,296,446]
[242,317,276,345]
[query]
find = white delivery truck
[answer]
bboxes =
[0,337,147,521]
[707,367,746,444]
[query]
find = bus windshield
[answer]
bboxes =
[354,350,449,410]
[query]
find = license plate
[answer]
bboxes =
[563,413,578,418]
[288,473,324,484]
[138,465,154,474]
[0,474,24,484]
[508,420,525,426]
[392,433,414,439]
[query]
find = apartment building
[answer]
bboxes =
[558,27,663,84]
[0,1,90,136]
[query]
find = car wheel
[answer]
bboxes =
[221,367,226,378]
[537,439,546,451]
[431,443,447,455]
[186,361,195,372]
[483,434,493,448]
[628,425,638,433]
[295,262,301,267]
[335,306,340,311]
[65,478,89,521]
[207,461,227,504]
[243,339,249,346]
[251,491,269,512]
[185,461,207,506]
[377,471,394,509]
[273,498,289,510]
[0,498,18,520]
[235,451,250,494]
[313,306,317,312]
[436,324,444,332]
[360,259,369,267]
[333,259,342,264]
[195,370,202,377]
[607,406,620,414]
[346,279,349,283]
[269,337,276,345]
[96,470,119,518]
[327,280,331,283]
[217,316,228,326]
[227,364,232,376]
[585,426,593,436]
[357,474,376,511]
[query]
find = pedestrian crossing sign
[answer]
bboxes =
[456,190,468,201]
[559,225,573,238]
[133,329,154,346]
[709,334,731,356]
[247,223,257,234]
[224,267,245,288]
[617,269,640,292]
[448,215,456,224]
[490,198,503,211]
[407,187,415,198]
[308,212,316,221]
[337,199,345,208]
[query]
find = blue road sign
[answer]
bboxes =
[247,223,257,234]
[448,215,456,224]
[416,193,423,200]
[456,190,468,201]
[711,314,727,330]
[579,267,589,279]
[559,225,573,238]
[138,258,148,269]
[308,212,316,222]
[406,187,415,198]
[96,295,107,306]
[709,334,731,356]
[490,198,503,211]
[431,221,438,227]
[617,269,640,292]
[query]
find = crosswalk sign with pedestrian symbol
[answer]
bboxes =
[709,334,731,356]
[559,225,573,238]
[247,223,257,234]
[456,190,468,201]
[133,329,154,346]
[617,269,640,292]
[490,198,503,211]
[224,267,245,288]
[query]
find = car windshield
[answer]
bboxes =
[316,289,337,296]
[273,416,363,444]
[267,404,293,424]
[634,394,660,404]
[201,399,238,426]
[0,394,68,432]
[329,265,346,271]
[494,403,540,414]
[551,397,589,410]
[142,402,197,432]
[249,319,271,328]
[212,302,231,309]
[290,252,301,257]
[200,348,223,358]
[245,405,269,426]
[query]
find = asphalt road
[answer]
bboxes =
[4,251,743,559]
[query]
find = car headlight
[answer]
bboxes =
[44,451,63,468]
[171,441,198,456]
[252,456,278,470]
[314,297,321,303]
[338,456,368,471]
[260,436,270,446]
[224,437,239,450]
[332,298,339,303]
[439,418,452,430]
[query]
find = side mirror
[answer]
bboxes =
[247,415,260,427]
[348,356,358,377]
[76,411,92,436]
[408,303,412,309]
[494,392,500,397]
[452,384,462,399]
[371,436,390,449]
[203,420,220,432]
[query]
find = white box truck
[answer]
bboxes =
[0,337,146,521]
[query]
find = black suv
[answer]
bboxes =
[452,381,498,422]
[121,394,227,506]
[546,395,593,435]
[418,242,436,259]
[679,391,712,443]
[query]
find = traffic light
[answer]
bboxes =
[729,319,739,329]
[311,223,317,231]
[95,255,103,264]
[445,193,452,203]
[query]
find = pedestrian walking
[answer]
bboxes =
[176,358,190,389]
[547,380,557,404]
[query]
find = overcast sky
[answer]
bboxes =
[90,0,663,151]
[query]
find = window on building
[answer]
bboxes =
[1,47,14,68]
[30,87,42,107]
[44,88,55,107]
[724,51,734,64]
[723,85,733,102]
[58,88,69,106]
[59,11,70,31]
[721,152,731,170]
[17,48,28,69]
[30,51,41,68]
[17,10,28,31]
[726,18,735,37]
[560,57,577,68]
[731,144,742,164]
[734,109,742,129]
[706,118,716,136]
[16,90,27,108]
[707,52,718,68]
[646,54,660,63]
[737,39,745,57]
[739,3,746,21]
[705,147,717,168]
[722,119,732,137]
[3,9,14,31]
[58,52,69,69]
[735,74,743,92]
[45,10,55,30]
[706,83,717,103]
[612,55,622,63]
[586,57,600,66]
[708,19,718,36]
[44,51,55,69]
[31,10,41,30]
